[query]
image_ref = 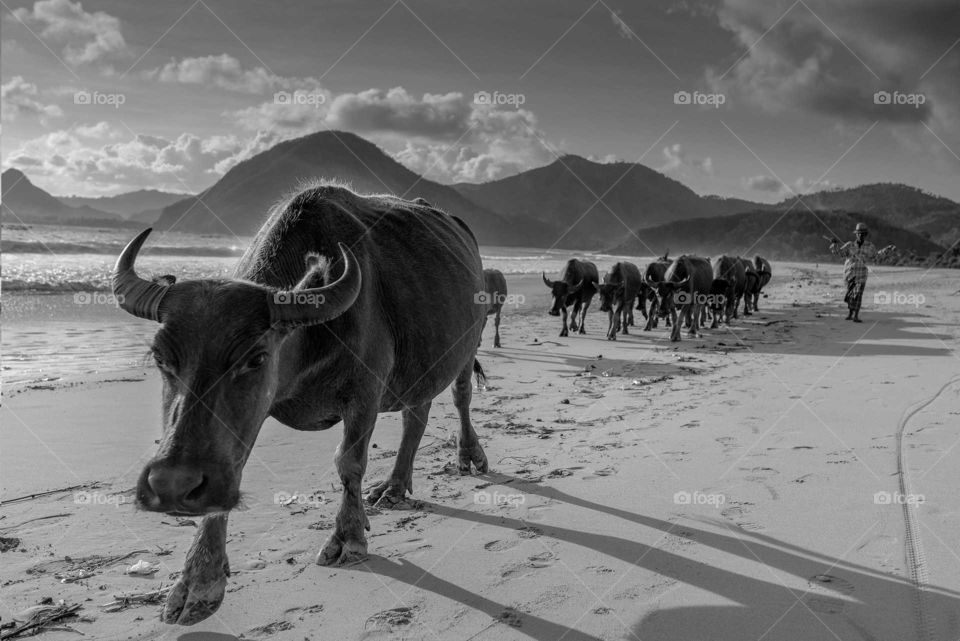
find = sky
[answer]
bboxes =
[1,0,958,201]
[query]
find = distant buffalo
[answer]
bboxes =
[480,268,507,348]
[543,259,599,337]
[598,261,642,340]
[712,255,746,324]
[754,256,772,310]
[739,257,760,315]
[638,258,672,331]
[646,255,713,341]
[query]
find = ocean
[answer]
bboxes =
[3,224,648,386]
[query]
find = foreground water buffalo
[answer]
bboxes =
[113,186,490,625]
[543,259,599,336]
[638,258,671,331]
[598,261,642,340]
[712,255,746,324]
[739,257,760,315]
[646,255,713,341]
[754,256,772,310]
[480,268,507,347]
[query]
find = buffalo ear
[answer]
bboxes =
[153,274,177,286]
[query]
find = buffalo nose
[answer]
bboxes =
[548,309,560,316]
[143,464,206,512]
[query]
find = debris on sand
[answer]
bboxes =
[0,537,21,553]
[28,550,149,583]
[125,560,160,576]
[100,585,172,613]
[1,600,82,639]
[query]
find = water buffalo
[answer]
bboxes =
[712,255,746,324]
[646,255,713,341]
[543,259,599,337]
[754,256,772,310]
[638,258,671,331]
[739,257,760,315]
[597,261,642,340]
[480,268,507,348]
[113,186,490,625]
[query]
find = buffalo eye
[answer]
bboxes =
[244,352,269,371]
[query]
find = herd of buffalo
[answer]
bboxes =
[483,252,773,345]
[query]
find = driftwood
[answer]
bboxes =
[1,483,101,507]
[0,602,82,639]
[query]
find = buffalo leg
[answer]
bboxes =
[689,303,701,338]
[577,300,590,334]
[454,360,488,474]
[669,305,682,341]
[644,298,657,331]
[479,315,487,347]
[162,513,229,625]
[559,307,569,337]
[493,308,502,348]
[569,301,581,332]
[606,310,617,341]
[619,302,629,335]
[367,401,431,507]
[318,407,375,566]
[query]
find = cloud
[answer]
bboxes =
[227,86,555,183]
[660,143,713,175]
[5,122,247,194]
[610,10,635,40]
[146,55,323,94]
[1,76,63,123]
[743,173,837,196]
[743,174,782,192]
[709,0,959,130]
[11,0,128,67]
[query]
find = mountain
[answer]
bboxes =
[610,210,945,262]
[773,184,960,248]
[59,189,188,219]
[154,131,538,245]
[1,169,125,226]
[453,156,777,249]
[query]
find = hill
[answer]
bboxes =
[1,169,126,226]
[154,131,537,245]
[58,189,188,218]
[453,156,777,248]
[775,184,960,248]
[610,209,945,263]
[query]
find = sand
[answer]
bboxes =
[2,262,959,640]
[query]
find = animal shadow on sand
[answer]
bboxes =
[350,473,960,641]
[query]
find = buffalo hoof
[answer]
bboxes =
[494,340,502,348]
[559,330,568,337]
[162,559,229,626]
[607,334,616,341]
[459,444,488,475]
[317,534,368,566]
[578,327,586,335]
[367,479,416,509]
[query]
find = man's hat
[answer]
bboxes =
[854,222,868,233]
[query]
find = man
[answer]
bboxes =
[829,222,895,322]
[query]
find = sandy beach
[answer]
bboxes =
[2,262,959,641]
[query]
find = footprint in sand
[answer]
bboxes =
[721,501,764,531]
[715,436,738,454]
[484,539,520,552]
[500,551,556,578]
[808,574,856,595]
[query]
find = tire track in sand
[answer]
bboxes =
[895,375,960,641]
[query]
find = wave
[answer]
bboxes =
[2,240,245,257]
